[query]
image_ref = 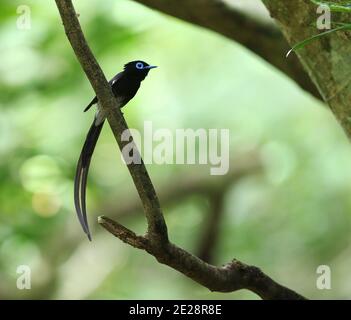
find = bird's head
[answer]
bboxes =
[123,60,157,80]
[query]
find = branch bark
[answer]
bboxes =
[55,0,306,300]
[131,0,321,100]
[98,216,305,299]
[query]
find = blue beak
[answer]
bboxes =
[144,65,158,69]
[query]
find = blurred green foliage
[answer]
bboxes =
[1,0,351,299]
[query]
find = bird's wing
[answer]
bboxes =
[83,72,123,112]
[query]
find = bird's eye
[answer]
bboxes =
[136,62,144,69]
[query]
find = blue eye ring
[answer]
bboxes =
[136,62,144,69]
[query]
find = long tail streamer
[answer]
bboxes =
[74,120,104,240]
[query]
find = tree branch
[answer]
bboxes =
[98,216,305,299]
[55,0,306,299]
[131,0,321,100]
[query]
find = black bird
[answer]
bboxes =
[74,60,157,240]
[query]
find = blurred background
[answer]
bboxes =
[1,0,351,299]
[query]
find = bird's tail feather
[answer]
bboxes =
[74,119,104,240]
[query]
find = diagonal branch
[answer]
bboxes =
[131,0,321,100]
[55,0,168,248]
[55,0,306,300]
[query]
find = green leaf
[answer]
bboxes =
[287,24,351,57]
[310,0,351,12]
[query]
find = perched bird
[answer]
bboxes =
[74,60,157,240]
